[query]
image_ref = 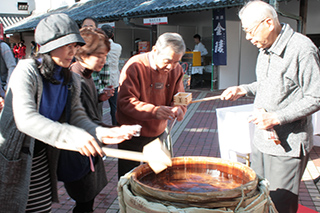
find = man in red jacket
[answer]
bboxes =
[116,33,187,178]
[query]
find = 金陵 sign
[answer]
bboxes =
[213,9,227,66]
[143,17,168,25]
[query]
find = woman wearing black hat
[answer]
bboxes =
[0,13,138,212]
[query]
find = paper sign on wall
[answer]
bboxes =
[143,17,168,25]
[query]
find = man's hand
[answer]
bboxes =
[248,109,280,130]
[100,125,141,144]
[155,106,175,120]
[220,86,246,101]
[171,106,184,121]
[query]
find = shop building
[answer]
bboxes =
[0,0,34,43]
[4,0,320,90]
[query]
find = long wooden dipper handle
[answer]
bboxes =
[56,143,147,162]
[102,147,147,162]
[190,92,247,104]
[56,142,171,164]
[56,140,171,174]
[190,95,221,103]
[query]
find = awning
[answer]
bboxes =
[4,0,287,34]
[3,0,101,34]
[122,0,244,19]
[70,0,245,22]
[0,14,29,29]
[69,0,148,22]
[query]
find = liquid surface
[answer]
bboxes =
[139,168,245,193]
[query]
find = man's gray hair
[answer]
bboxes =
[239,0,278,23]
[155,32,186,55]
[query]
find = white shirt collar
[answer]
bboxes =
[148,52,157,70]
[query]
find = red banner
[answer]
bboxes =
[0,23,3,40]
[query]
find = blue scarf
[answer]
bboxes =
[39,65,68,121]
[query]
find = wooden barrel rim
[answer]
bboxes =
[130,156,258,206]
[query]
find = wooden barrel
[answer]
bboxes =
[130,156,259,209]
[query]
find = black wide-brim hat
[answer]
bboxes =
[35,13,85,53]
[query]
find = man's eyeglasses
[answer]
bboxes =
[243,19,266,36]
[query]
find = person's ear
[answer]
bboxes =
[265,18,274,31]
[152,46,157,53]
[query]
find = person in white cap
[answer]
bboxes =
[0,13,137,212]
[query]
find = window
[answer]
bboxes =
[17,2,28,11]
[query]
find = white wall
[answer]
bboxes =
[33,0,75,13]
[0,0,35,14]
[219,21,241,89]
[239,31,259,86]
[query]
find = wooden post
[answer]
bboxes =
[299,0,308,35]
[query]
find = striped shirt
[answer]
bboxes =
[25,149,52,212]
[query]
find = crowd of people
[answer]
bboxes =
[0,1,320,212]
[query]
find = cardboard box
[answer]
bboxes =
[182,51,201,67]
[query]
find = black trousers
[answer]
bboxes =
[251,144,309,213]
[72,199,94,213]
[118,132,164,179]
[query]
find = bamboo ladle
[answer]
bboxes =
[174,92,246,105]
[56,138,172,174]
